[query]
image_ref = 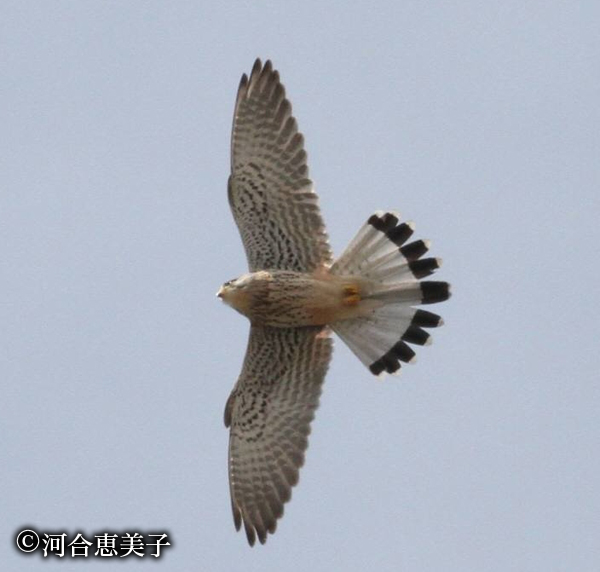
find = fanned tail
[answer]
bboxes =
[330,211,450,376]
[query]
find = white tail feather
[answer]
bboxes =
[329,212,449,376]
[331,211,402,275]
[332,307,418,373]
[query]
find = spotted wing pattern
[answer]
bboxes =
[224,325,333,545]
[228,58,332,272]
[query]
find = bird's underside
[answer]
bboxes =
[219,268,384,328]
[220,58,450,545]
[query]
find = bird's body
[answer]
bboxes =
[218,59,451,545]
[218,268,372,327]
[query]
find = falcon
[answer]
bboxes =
[218,59,450,545]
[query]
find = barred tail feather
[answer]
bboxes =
[331,307,443,376]
[330,211,450,376]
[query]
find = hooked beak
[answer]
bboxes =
[216,286,224,299]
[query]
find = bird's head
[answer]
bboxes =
[216,274,254,314]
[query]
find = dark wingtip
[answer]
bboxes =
[251,58,262,74]
[244,520,256,547]
[232,501,242,531]
[256,526,267,545]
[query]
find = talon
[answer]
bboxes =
[343,285,361,306]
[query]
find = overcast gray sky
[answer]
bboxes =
[2,2,600,570]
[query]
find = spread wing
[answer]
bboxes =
[224,325,333,545]
[228,58,332,272]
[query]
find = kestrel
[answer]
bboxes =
[218,59,450,545]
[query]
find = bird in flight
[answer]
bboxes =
[218,59,450,545]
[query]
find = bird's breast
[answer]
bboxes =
[244,270,369,327]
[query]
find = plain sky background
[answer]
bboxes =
[2,2,599,571]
